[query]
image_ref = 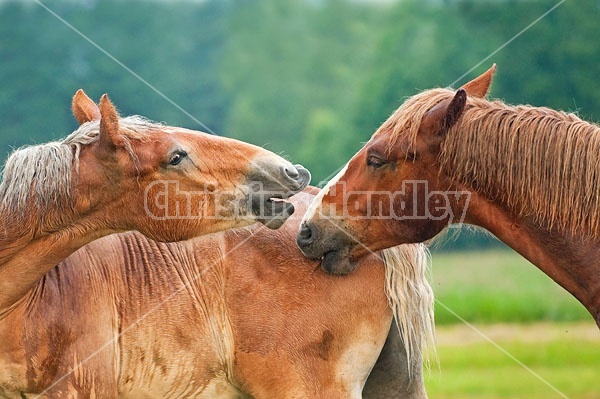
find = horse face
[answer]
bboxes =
[73,90,310,242]
[133,128,311,240]
[296,129,449,274]
[297,66,497,274]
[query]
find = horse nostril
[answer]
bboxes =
[299,224,311,238]
[284,165,300,179]
[297,222,314,246]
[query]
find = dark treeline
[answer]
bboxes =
[1,0,598,249]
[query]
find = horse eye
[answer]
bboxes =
[169,150,187,166]
[367,155,385,169]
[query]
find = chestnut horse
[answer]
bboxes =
[0,90,309,315]
[298,64,600,326]
[0,190,434,398]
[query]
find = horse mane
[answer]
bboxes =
[381,243,435,375]
[0,116,160,231]
[375,88,453,156]
[380,87,600,239]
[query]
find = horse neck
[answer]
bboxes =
[0,211,116,315]
[440,102,600,324]
[0,200,78,249]
[462,191,600,326]
[441,101,600,239]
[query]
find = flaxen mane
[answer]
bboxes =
[379,88,600,239]
[381,243,435,375]
[0,116,160,230]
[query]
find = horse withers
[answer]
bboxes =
[298,64,600,326]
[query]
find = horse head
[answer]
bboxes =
[297,66,495,274]
[70,90,311,241]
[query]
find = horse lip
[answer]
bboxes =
[320,249,358,275]
[253,197,295,229]
[286,165,311,194]
[296,236,322,259]
[253,197,294,216]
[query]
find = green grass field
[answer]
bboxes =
[430,250,592,325]
[425,322,600,399]
[425,250,599,398]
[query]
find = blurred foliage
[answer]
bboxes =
[1,0,599,249]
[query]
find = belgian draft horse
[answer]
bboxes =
[298,64,600,326]
[0,90,309,314]
[0,190,434,398]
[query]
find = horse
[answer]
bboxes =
[297,64,600,326]
[0,189,434,398]
[0,89,309,315]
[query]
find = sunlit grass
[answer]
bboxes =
[426,250,598,398]
[425,323,600,399]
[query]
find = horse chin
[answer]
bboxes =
[320,249,358,275]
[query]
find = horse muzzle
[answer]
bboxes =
[247,162,311,229]
[297,221,358,274]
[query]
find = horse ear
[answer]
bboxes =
[421,89,467,139]
[460,64,496,98]
[98,94,122,148]
[443,89,467,133]
[72,89,100,125]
